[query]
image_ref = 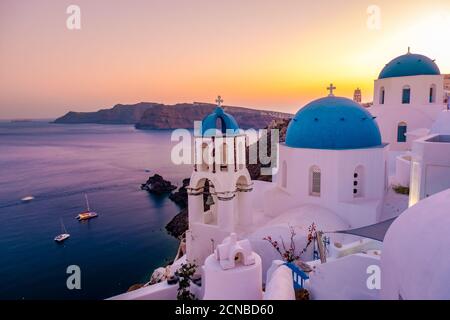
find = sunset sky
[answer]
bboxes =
[1,0,450,119]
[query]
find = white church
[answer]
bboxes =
[370,49,447,151]
[111,50,450,301]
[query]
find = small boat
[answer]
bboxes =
[76,212,98,221]
[76,193,98,221]
[21,196,34,202]
[55,219,70,243]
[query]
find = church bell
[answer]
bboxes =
[206,194,215,206]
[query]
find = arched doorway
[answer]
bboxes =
[192,178,218,225]
[397,122,407,143]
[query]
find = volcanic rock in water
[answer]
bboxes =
[168,178,190,208]
[141,174,177,195]
[165,208,188,239]
[54,101,292,129]
[166,180,215,239]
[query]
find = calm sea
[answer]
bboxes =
[0,121,191,300]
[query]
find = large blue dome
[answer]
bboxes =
[378,53,440,79]
[201,107,240,136]
[285,96,382,150]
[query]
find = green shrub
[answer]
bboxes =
[176,262,197,300]
[393,185,410,195]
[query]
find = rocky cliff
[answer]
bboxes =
[54,102,291,129]
[136,102,290,130]
[54,102,159,124]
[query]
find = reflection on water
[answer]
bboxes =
[0,121,191,299]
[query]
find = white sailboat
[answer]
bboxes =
[54,219,70,243]
[21,196,34,202]
[76,193,98,221]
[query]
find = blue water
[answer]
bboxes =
[0,121,191,300]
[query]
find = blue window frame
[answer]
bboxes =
[402,87,411,104]
[429,85,436,103]
[397,123,407,142]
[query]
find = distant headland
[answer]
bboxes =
[54,102,292,130]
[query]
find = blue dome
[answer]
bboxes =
[378,53,440,79]
[201,107,240,136]
[286,96,382,150]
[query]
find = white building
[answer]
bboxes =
[182,92,392,279]
[186,98,253,266]
[381,188,450,300]
[444,74,450,92]
[408,112,450,206]
[110,50,450,301]
[262,94,388,229]
[202,233,262,300]
[393,109,450,193]
[240,92,390,278]
[370,49,447,151]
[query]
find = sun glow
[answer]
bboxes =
[392,12,450,59]
[0,1,449,118]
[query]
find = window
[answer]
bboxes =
[402,86,411,104]
[397,122,407,142]
[429,84,436,103]
[281,161,287,188]
[380,87,385,105]
[353,166,364,198]
[310,166,321,196]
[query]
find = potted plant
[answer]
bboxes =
[263,223,316,263]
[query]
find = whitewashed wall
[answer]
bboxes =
[371,74,445,151]
[263,144,388,228]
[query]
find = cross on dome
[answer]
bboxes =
[327,83,336,96]
[216,95,224,107]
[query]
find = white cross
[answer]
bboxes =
[215,95,223,107]
[327,83,336,96]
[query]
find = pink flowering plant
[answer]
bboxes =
[263,223,316,262]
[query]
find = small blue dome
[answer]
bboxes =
[378,53,440,79]
[201,107,240,136]
[286,96,382,150]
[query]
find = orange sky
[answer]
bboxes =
[1,0,449,118]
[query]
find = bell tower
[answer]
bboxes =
[353,87,362,103]
[186,96,253,266]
